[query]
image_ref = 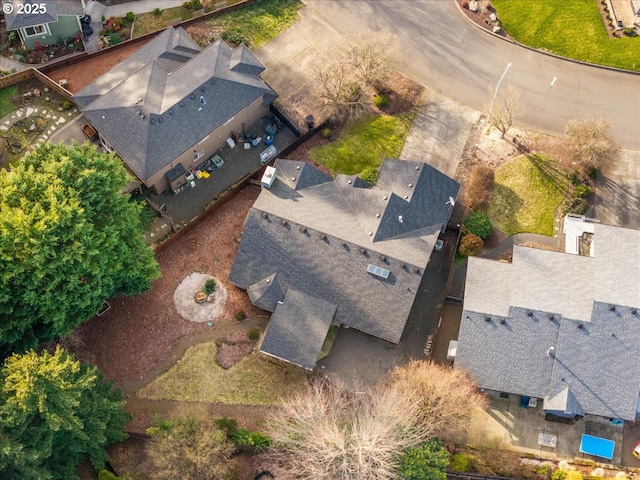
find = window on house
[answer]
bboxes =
[24,25,48,37]
[193,149,204,162]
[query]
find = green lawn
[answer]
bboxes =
[488,154,568,236]
[309,113,414,176]
[0,85,17,117]
[492,0,640,71]
[205,0,302,48]
[133,0,302,48]
[137,341,309,405]
[132,7,195,37]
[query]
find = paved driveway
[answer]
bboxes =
[593,150,640,229]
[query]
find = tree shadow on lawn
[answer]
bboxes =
[527,153,569,194]
[489,183,524,235]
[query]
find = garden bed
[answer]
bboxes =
[0,78,76,169]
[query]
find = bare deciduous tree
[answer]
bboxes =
[265,379,429,479]
[313,60,369,119]
[392,360,488,440]
[313,33,396,119]
[343,32,396,88]
[564,116,619,174]
[265,362,485,478]
[488,85,523,138]
[146,417,235,480]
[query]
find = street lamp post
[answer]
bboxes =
[488,62,512,119]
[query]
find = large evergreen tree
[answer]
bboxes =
[0,142,160,356]
[0,346,129,479]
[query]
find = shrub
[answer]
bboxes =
[568,169,581,185]
[463,211,492,239]
[107,32,121,45]
[359,166,379,185]
[153,7,162,15]
[183,1,192,8]
[221,29,249,46]
[248,328,260,340]
[551,470,567,480]
[399,438,448,480]
[466,164,494,210]
[215,417,238,436]
[562,197,588,215]
[231,428,271,449]
[101,15,105,22]
[573,184,593,198]
[321,127,332,139]
[623,26,636,36]
[125,11,135,22]
[192,0,203,9]
[587,166,598,179]
[460,0,469,8]
[62,101,73,110]
[458,233,483,257]
[373,94,388,108]
[204,278,216,295]
[450,453,472,472]
[98,470,120,480]
[235,310,246,321]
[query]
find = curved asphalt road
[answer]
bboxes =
[305,0,640,150]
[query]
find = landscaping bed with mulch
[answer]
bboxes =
[71,187,265,385]
[458,0,512,39]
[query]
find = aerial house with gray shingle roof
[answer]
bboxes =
[1,0,85,50]
[74,27,277,194]
[455,218,640,421]
[229,158,460,370]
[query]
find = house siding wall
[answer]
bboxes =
[146,97,269,194]
[21,15,80,49]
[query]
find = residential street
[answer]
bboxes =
[260,0,640,150]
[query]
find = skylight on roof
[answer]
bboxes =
[367,264,390,279]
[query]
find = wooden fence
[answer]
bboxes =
[32,69,73,99]
[0,68,32,89]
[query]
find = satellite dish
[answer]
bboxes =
[446,196,456,206]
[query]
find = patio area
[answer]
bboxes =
[456,391,630,467]
[146,118,299,226]
[50,112,300,228]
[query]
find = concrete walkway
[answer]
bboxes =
[0,55,28,73]
[400,89,480,178]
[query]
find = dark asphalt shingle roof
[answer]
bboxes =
[456,231,640,420]
[260,288,336,370]
[2,0,83,30]
[73,28,273,183]
[229,159,459,351]
[247,273,285,312]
